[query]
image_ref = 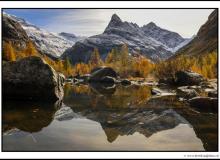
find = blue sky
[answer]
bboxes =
[4,9,214,38]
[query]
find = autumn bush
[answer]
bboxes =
[154,51,217,79]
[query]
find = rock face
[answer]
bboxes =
[175,70,205,86]
[2,13,29,50]
[62,14,189,63]
[3,56,64,101]
[89,66,117,82]
[175,9,217,57]
[188,97,218,112]
[141,22,186,49]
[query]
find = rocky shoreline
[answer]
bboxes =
[3,58,217,112]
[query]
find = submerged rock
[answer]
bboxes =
[89,66,117,82]
[121,79,132,86]
[175,70,205,86]
[151,88,175,97]
[151,88,164,96]
[3,56,64,101]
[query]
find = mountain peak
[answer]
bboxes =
[104,14,123,33]
[111,13,122,23]
[146,22,157,27]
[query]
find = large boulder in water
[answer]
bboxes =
[3,56,64,101]
[188,97,218,112]
[175,70,205,86]
[89,66,117,82]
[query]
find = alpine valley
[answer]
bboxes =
[2,9,218,152]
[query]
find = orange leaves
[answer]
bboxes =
[3,42,16,61]
[89,48,103,67]
[154,52,217,79]
[23,41,38,57]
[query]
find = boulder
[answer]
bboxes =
[3,56,64,101]
[188,97,218,112]
[177,86,199,99]
[58,73,65,86]
[151,88,164,96]
[204,88,218,98]
[89,66,117,82]
[100,76,116,84]
[175,70,205,86]
[201,79,217,90]
[208,91,218,98]
[121,79,131,86]
[66,78,73,83]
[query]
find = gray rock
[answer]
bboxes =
[204,88,218,98]
[3,56,64,101]
[177,86,199,99]
[58,73,65,86]
[151,88,164,96]
[175,70,205,86]
[151,88,176,97]
[208,91,218,98]
[89,66,117,82]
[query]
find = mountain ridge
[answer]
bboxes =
[174,9,217,58]
[3,12,85,58]
[62,13,190,63]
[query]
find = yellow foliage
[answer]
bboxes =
[154,51,217,79]
[23,41,38,57]
[3,42,16,61]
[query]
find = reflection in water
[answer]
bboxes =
[3,100,62,133]
[2,84,218,151]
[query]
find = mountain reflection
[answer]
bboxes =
[2,84,217,151]
[62,84,217,151]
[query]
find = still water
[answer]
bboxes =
[2,83,218,151]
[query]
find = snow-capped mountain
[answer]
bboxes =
[3,12,85,58]
[62,14,190,63]
[141,22,185,49]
